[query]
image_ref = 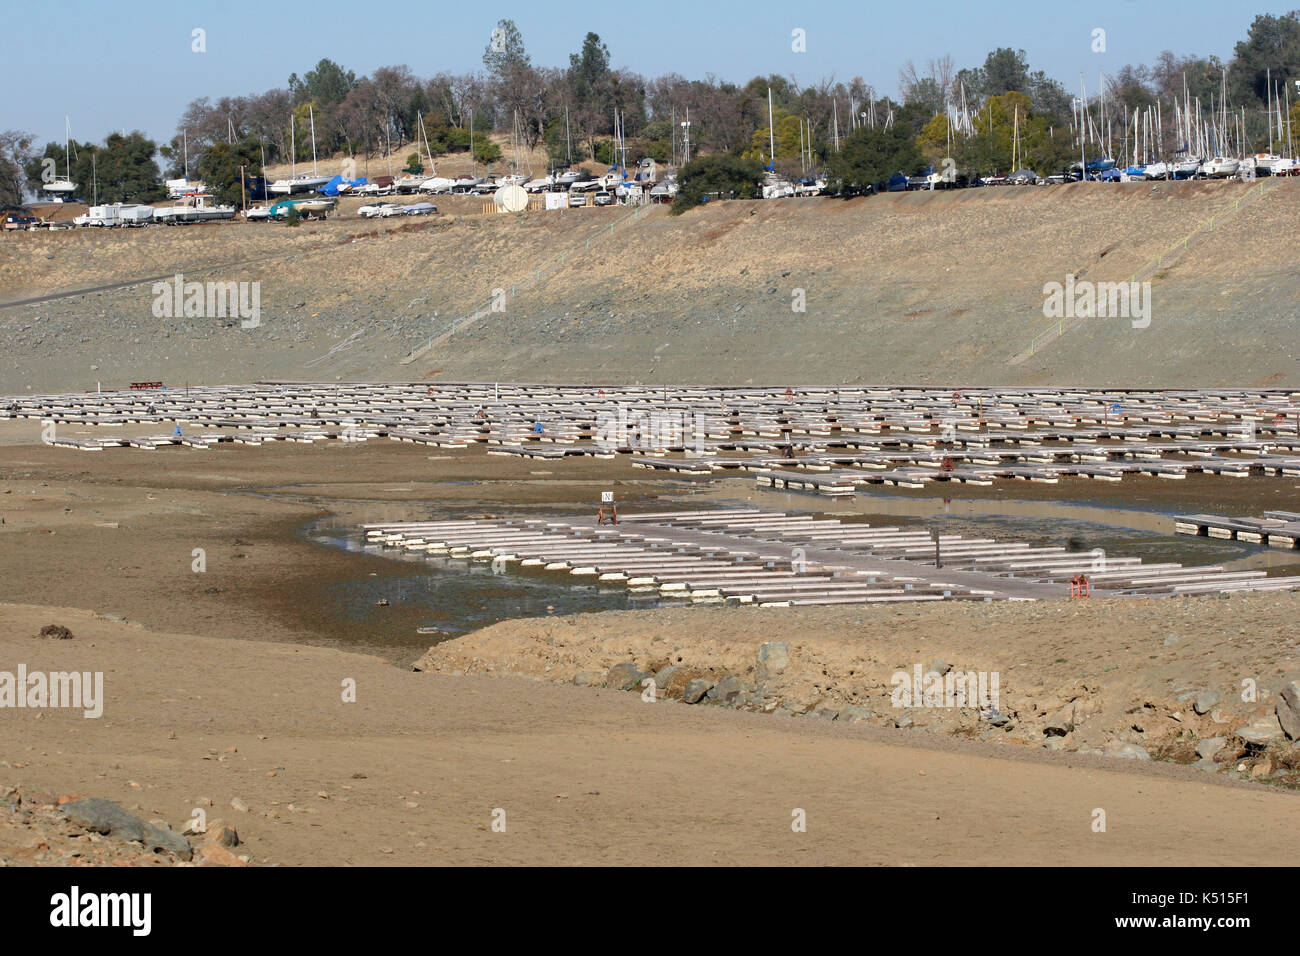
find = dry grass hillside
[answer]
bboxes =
[2,178,1297,393]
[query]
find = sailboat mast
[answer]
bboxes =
[310,104,318,177]
[768,86,775,164]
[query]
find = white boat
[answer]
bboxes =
[1142,161,1168,179]
[417,177,455,194]
[272,197,333,218]
[357,201,397,218]
[393,175,429,193]
[1252,153,1283,175]
[243,205,273,221]
[1200,156,1240,178]
[553,169,581,187]
[1172,157,1202,178]
[523,175,554,192]
[404,202,437,216]
[268,174,330,195]
[649,177,678,200]
[166,177,206,198]
[154,193,236,223]
[451,176,481,193]
[40,180,76,201]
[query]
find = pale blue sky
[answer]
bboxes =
[7,0,1293,147]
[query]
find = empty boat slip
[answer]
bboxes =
[361,508,1300,605]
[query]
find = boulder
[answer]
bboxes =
[755,642,790,682]
[1236,715,1285,747]
[572,671,603,687]
[1276,679,1300,741]
[706,675,747,704]
[928,658,951,678]
[807,706,840,721]
[1195,737,1227,760]
[1043,704,1075,736]
[605,661,649,691]
[653,665,679,692]
[1193,691,1221,716]
[62,798,192,860]
[839,706,873,724]
[1103,741,1150,761]
[681,679,714,704]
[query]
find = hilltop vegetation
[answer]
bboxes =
[7,13,1300,210]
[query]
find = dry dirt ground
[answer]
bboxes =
[2,429,1299,865]
[4,180,1299,393]
[5,602,1300,867]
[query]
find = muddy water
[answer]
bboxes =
[305,476,1300,657]
[306,504,678,659]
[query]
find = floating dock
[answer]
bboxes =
[361,508,1300,604]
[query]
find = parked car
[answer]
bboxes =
[568,193,587,207]
[592,190,614,206]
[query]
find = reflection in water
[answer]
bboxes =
[307,520,674,651]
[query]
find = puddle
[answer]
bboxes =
[305,510,674,658]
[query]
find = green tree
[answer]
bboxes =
[289,59,357,107]
[483,19,530,79]
[472,138,502,163]
[93,132,166,203]
[24,132,163,203]
[671,153,765,213]
[827,121,923,195]
[197,138,263,207]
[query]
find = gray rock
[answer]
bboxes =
[605,661,649,691]
[1276,679,1300,741]
[62,798,192,860]
[1193,691,1221,715]
[706,675,747,704]
[1195,736,1227,760]
[572,671,603,687]
[983,709,1011,727]
[1104,742,1151,760]
[681,678,714,704]
[1237,715,1285,747]
[840,706,873,724]
[894,712,914,729]
[807,706,839,721]
[1043,704,1075,736]
[1191,758,1220,772]
[734,691,761,711]
[653,665,679,691]
[928,658,951,678]
[755,642,789,682]
[1043,737,1067,751]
